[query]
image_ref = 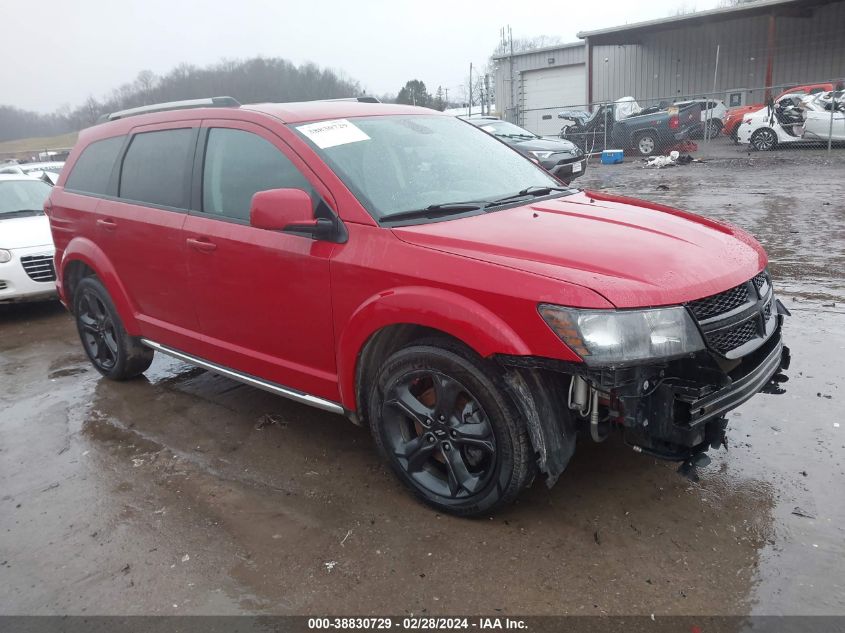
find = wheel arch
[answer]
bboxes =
[59,237,141,334]
[629,127,659,145]
[337,286,532,416]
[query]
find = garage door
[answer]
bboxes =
[521,65,586,136]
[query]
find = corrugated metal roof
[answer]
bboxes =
[491,40,584,61]
[577,0,835,40]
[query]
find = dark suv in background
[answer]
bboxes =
[464,117,586,184]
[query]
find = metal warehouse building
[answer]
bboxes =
[493,0,845,135]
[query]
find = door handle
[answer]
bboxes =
[97,218,117,231]
[186,237,217,252]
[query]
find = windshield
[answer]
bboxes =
[0,179,52,216]
[474,120,537,140]
[293,115,560,220]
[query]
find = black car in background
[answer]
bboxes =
[464,117,587,184]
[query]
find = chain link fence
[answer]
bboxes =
[510,79,844,157]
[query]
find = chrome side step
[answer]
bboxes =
[140,338,345,415]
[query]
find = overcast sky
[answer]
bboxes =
[2,0,717,113]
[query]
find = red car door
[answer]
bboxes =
[182,121,338,401]
[94,122,199,343]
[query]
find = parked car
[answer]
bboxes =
[48,97,790,516]
[560,98,701,156]
[0,161,65,177]
[0,175,57,303]
[723,83,835,141]
[557,109,591,134]
[674,99,728,138]
[736,91,845,150]
[464,117,586,184]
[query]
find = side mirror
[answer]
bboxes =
[250,188,345,243]
[250,188,314,231]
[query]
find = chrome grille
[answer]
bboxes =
[20,255,56,282]
[0,280,7,290]
[688,284,749,321]
[707,320,759,355]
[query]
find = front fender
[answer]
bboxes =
[336,286,532,410]
[59,237,141,335]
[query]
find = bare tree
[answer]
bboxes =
[492,34,563,57]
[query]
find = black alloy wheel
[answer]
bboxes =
[73,276,154,380]
[77,288,119,372]
[368,341,535,516]
[751,128,778,151]
[382,369,497,499]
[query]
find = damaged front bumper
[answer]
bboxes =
[608,329,790,461]
[499,291,791,481]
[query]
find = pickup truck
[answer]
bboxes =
[560,101,701,156]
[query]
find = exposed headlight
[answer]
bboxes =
[538,304,705,366]
[0,249,11,264]
[529,151,554,160]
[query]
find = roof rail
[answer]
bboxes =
[97,96,241,123]
[319,96,382,104]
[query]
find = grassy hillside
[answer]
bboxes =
[0,131,78,159]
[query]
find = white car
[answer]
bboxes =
[675,99,728,138]
[0,175,57,303]
[737,91,844,150]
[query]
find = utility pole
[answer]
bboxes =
[508,25,515,123]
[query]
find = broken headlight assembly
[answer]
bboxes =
[538,304,705,366]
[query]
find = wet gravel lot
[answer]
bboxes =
[1,140,844,616]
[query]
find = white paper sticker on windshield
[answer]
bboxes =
[296,119,370,149]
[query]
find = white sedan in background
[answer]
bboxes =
[737,91,845,150]
[0,161,64,185]
[0,175,57,303]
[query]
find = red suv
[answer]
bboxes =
[47,97,790,515]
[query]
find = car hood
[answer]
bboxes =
[0,214,53,249]
[508,137,579,153]
[391,190,767,308]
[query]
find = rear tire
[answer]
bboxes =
[73,277,154,380]
[367,340,535,516]
[750,128,778,151]
[633,132,657,156]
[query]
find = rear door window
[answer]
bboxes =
[65,136,125,195]
[201,128,312,222]
[119,128,195,209]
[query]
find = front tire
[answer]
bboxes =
[750,128,778,151]
[73,277,154,380]
[368,341,535,516]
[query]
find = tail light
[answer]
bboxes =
[669,114,680,129]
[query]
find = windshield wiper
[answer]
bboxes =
[489,185,572,205]
[381,201,490,223]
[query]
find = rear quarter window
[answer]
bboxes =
[119,128,195,209]
[64,136,125,195]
